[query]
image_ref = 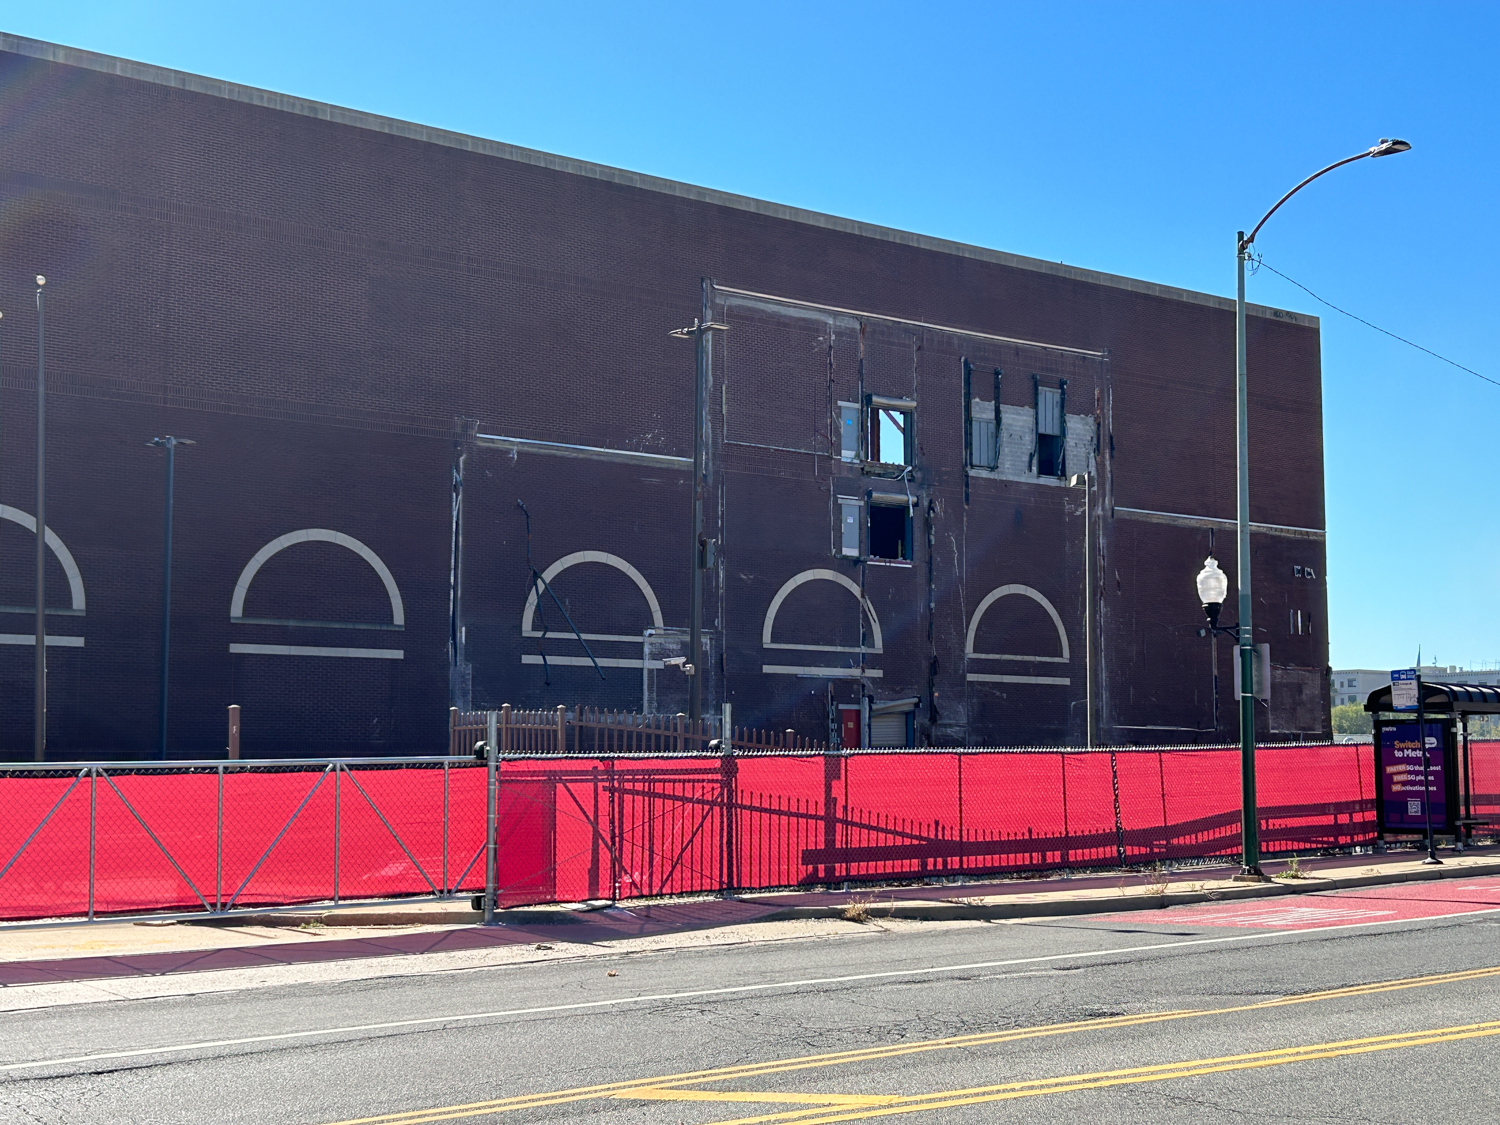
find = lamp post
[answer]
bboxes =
[669,282,728,725]
[148,436,194,759]
[1231,138,1410,877]
[33,276,46,762]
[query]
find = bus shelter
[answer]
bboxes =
[1364,681,1500,844]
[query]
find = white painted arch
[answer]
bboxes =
[762,568,883,654]
[229,529,404,626]
[965,583,1069,664]
[0,505,85,611]
[521,550,664,642]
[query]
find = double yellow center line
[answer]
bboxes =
[682,1019,1500,1125]
[319,963,1500,1125]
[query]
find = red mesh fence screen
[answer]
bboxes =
[487,743,1389,905]
[0,742,1490,923]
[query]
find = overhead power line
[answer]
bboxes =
[1253,256,1499,391]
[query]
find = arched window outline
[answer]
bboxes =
[228,529,404,659]
[520,551,665,671]
[0,505,85,648]
[965,583,1069,686]
[761,568,884,679]
[521,551,663,641]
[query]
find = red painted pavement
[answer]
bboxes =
[1103,875,1500,931]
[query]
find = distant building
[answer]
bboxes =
[1332,666,1500,707]
[1330,670,1392,708]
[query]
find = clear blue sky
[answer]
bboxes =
[8,3,1497,672]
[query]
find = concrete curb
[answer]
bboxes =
[760,858,1500,923]
[193,858,1500,929]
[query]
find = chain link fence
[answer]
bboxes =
[5,740,1497,924]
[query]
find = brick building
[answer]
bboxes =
[0,34,1330,758]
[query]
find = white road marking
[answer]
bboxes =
[4,904,1500,1075]
[1179,905,1397,928]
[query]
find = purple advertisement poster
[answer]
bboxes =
[1378,722,1448,832]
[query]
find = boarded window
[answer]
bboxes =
[837,498,862,557]
[964,361,1001,471]
[838,402,860,461]
[970,400,997,469]
[1034,380,1066,478]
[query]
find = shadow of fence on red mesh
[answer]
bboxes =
[494,744,1394,905]
[3,742,1490,923]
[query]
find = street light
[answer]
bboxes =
[1195,556,1230,629]
[148,436,194,759]
[1231,137,1410,878]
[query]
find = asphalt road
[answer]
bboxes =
[7,879,1500,1124]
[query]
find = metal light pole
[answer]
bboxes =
[33,276,46,762]
[1232,138,1410,878]
[669,283,728,725]
[148,436,194,759]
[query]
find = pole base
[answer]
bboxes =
[1422,856,1444,866]
[1232,869,1270,883]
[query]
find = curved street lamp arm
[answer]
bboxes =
[1241,150,1373,252]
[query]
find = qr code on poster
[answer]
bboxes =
[1408,799,1422,816]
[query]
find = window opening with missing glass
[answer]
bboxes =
[866,395,915,467]
[964,360,1001,471]
[868,494,913,561]
[1033,376,1067,478]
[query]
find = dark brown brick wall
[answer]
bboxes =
[0,45,1329,757]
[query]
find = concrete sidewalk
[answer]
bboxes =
[2,846,1497,988]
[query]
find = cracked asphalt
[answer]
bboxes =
[3,890,1500,1124]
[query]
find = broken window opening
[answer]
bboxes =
[865,395,915,467]
[868,499,912,561]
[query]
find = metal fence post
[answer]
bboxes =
[333,763,342,905]
[721,740,738,894]
[956,752,965,875]
[88,767,96,921]
[442,759,450,895]
[485,709,499,924]
[1060,752,1070,867]
[216,763,224,911]
[556,704,566,754]
[1109,748,1126,867]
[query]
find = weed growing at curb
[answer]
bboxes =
[842,898,874,923]
[1142,864,1171,896]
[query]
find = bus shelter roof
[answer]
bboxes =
[1364,682,1500,715]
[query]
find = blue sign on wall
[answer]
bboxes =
[1377,722,1448,832]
